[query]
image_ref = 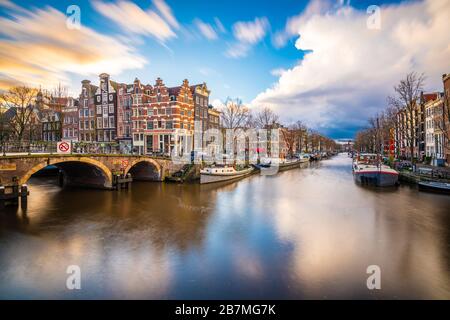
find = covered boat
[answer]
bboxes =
[353,153,399,187]
[418,181,450,195]
[200,166,254,184]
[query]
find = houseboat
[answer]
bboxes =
[353,153,399,187]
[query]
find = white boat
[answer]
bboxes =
[200,166,254,184]
[353,153,399,187]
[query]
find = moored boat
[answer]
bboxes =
[418,181,450,195]
[253,157,306,175]
[200,166,254,184]
[353,153,399,187]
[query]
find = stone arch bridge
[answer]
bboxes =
[0,154,184,189]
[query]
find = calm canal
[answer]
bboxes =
[0,153,449,299]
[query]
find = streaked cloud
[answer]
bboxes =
[226,17,270,58]
[153,0,179,29]
[214,17,226,34]
[233,17,269,44]
[0,2,146,91]
[92,0,178,41]
[194,19,218,40]
[253,0,450,134]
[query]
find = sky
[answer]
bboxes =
[0,0,449,138]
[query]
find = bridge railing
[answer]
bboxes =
[1,141,57,155]
[0,141,173,158]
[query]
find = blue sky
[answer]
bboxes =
[1,0,448,138]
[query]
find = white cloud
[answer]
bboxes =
[0,3,146,91]
[225,42,252,59]
[270,68,287,77]
[92,0,177,41]
[273,0,349,48]
[253,0,450,136]
[226,17,270,58]
[153,0,179,29]
[233,17,269,44]
[194,19,218,40]
[214,17,226,34]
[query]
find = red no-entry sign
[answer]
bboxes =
[57,141,71,154]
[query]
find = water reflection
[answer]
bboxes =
[0,154,449,299]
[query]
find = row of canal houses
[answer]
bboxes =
[395,73,450,166]
[66,73,220,155]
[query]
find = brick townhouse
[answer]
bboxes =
[131,78,195,156]
[78,79,97,142]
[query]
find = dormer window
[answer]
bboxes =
[170,95,176,101]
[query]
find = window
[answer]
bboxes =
[180,123,184,129]
[148,109,153,116]
[109,104,114,114]
[90,109,94,117]
[187,110,192,117]
[184,93,188,103]
[147,122,153,130]
[159,108,165,115]
[79,110,83,117]
[166,108,172,115]
[84,109,89,117]
[103,118,108,128]
[85,120,89,129]
[170,95,176,101]
[80,121,84,129]
[97,118,102,129]
[180,110,184,116]
[196,96,199,104]
[166,121,173,129]
[97,96,100,102]
[109,116,115,128]
[109,94,113,102]
[154,120,158,129]
[97,105,102,114]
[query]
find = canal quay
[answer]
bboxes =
[0,153,449,299]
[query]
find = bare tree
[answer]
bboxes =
[388,72,425,163]
[219,97,251,129]
[0,86,38,142]
[254,106,279,129]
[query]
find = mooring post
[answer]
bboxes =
[20,184,28,211]
[0,186,5,210]
[20,184,28,204]
[127,173,131,189]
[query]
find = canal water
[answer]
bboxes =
[0,153,449,299]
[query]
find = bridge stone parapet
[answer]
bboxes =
[0,154,184,190]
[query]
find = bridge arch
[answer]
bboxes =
[124,158,162,181]
[19,157,113,189]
